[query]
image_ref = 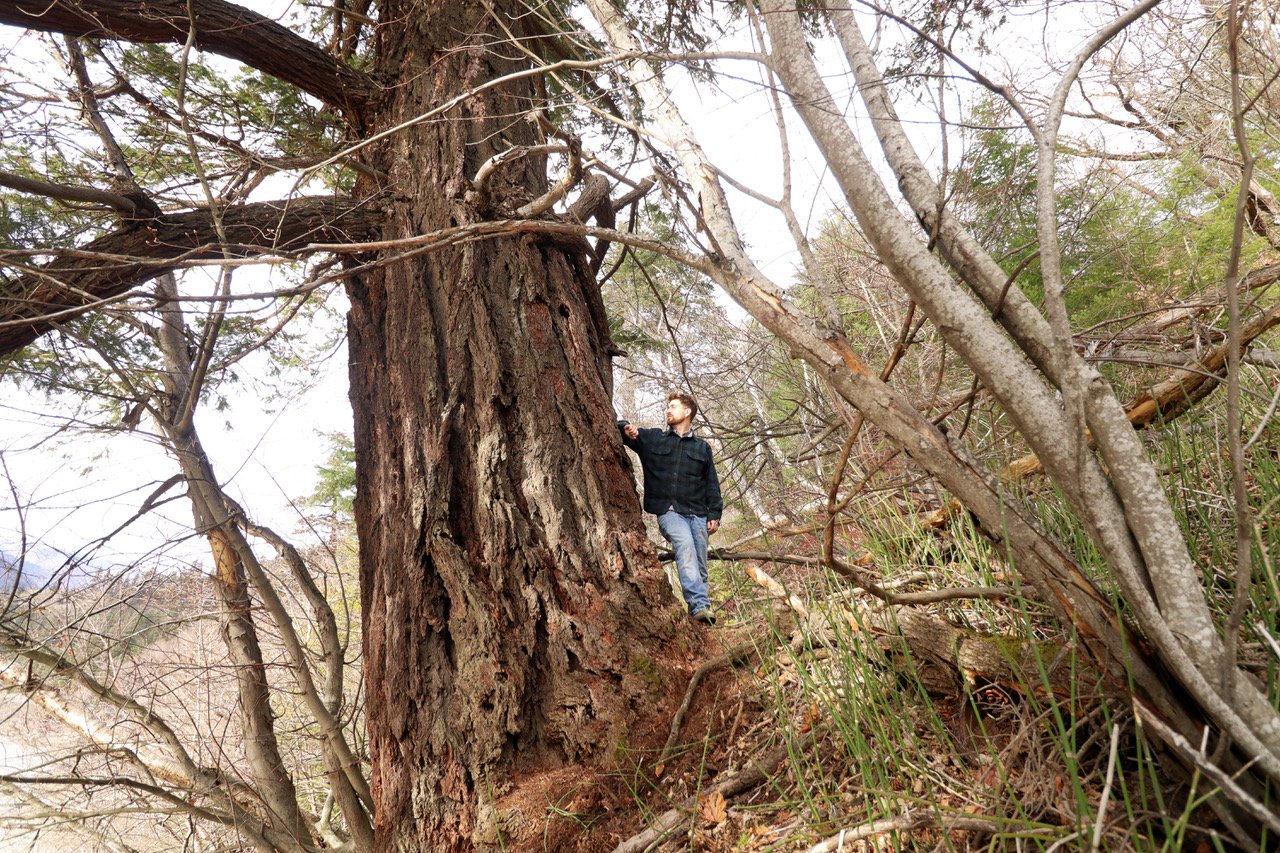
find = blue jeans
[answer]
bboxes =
[657,511,711,614]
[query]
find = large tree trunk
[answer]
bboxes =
[346,4,676,848]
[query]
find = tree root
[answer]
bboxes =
[658,638,767,766]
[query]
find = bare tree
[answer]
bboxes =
[4,31,370,845]
[1,261,370,850]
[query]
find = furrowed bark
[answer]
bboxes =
[348,2,677,847]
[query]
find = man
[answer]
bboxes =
[619,392,723,625]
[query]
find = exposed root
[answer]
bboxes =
[658,637,767,766]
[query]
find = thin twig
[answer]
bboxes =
[805,809,1010,853]
[1091,723,1122,852]
[1220,0,1259,704]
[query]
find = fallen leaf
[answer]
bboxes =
[797,702,822,734]
[977,766,1001,788]
[698,789,727,825]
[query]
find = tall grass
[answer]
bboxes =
[599,377,1278,850]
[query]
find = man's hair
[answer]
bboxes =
[668,391,698,419]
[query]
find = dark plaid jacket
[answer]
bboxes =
[618,422,723,521]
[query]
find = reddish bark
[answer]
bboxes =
[346,3,676,847]
[1,3,684,846]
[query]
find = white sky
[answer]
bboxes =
[1,345,351,576]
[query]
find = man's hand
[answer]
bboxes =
[707,519,719,535]
[623,424,639,440]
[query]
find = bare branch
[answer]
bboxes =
[1005,300,1280,477]
[0,639,293,851]
[0,170,142,215]
[806,810,1014,853]
[770,0,1280,791]
[1135,702,1280,837]
[1220,0,1260,703]
[0,196,381,358]
[0,0,374,114]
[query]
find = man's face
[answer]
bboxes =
[666,398,692,425]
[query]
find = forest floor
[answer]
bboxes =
[537,551,1225,853]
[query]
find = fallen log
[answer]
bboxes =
[1004,300,1280,478]
[740,562,1091,705]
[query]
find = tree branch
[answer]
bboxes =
[0,170,141,215]
[0,0,374,114]
[806,811,1012,853]
[0,196,381,358]
[1005,300,1280,477]
[0,639,290,851]
[659,639,764,765]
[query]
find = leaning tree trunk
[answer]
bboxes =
[346,4,676,848]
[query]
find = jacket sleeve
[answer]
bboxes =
[705,451,723,521]
[617,419,641,453]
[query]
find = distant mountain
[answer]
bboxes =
[0,548,61,592]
